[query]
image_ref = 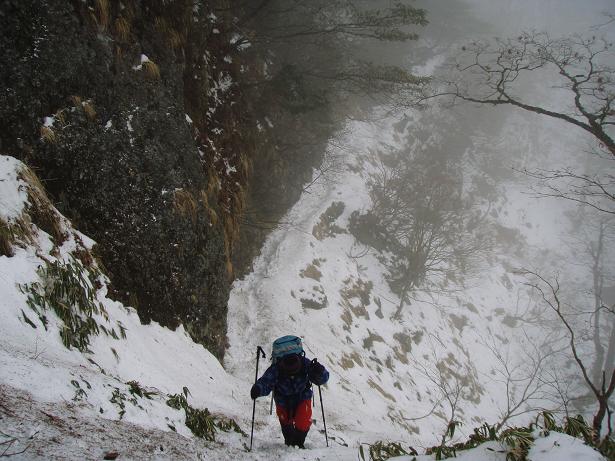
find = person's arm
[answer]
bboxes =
[307,358,329,385]
[251,365,277,398]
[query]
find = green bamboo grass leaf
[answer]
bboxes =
[19,256,122,351]
[21,310,37,329]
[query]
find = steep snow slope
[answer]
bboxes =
[0,132,605,460]
[225,102,589,450]
[226,1,614,451]
[0,155,250,457]
[2,0,612,458]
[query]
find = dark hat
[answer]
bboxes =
[278,353,302,375]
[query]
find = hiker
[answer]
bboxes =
[250,335,329,448]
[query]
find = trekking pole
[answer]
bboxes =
[250,346,266,451]
[269,393,273,415]
[318,385,329,447]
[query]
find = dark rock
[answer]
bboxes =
[0,0,229,358]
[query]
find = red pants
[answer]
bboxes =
[276,399,312,431]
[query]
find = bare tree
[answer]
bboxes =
[560,209,615,392]
[236,0,430,110]
[583,216,615,386]
[481,332,562,432]
[413,350,465,448]
[430,30,615,155]
[522,269,615,443]
[540,365,577,420]
[238,1,428,44]
[350,144,485,318]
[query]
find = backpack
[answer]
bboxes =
[272,335,304,363]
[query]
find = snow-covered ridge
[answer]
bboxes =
[0,155,250,457]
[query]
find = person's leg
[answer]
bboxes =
[275,404,295,445]
[292,399,313,448]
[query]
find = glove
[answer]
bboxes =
[250,384,259,400]
[308,359,325,381]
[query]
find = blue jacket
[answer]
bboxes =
[253,357,329,409]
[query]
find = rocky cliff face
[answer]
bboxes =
[0,0,328,359]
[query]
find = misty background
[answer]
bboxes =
[228,0,615,449]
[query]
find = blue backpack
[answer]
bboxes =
[272,335,304,363]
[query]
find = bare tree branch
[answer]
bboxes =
[426,31,615,155]
[521,268,615,441]
[518,166,615,215]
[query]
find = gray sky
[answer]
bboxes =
[461,0,614,35]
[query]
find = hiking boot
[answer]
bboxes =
[294,430,308,449]
[281,425,295,446]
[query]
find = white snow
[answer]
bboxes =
[390,433,606,460]
[528,432,606,461]
[0,155,247,457]
[132,55,151,71]
[1,1,612,459]
[0,156,28,221]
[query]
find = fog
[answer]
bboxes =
[230,0,615,447]
[366,1,615,299]
[461,0,614,35]
[346,0,615,433]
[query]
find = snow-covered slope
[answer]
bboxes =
[0,121,607,460]
[226,109,530,447]
[224,104,607,458]
[2,0,612,457]
[225,0,613,452]
[0,155,250,457]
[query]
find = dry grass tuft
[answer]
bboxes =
[142,60,161,80]
[223,213,240,246]
[0,209,38,256]
[69,95,97,121]
[18,166,66,245]
[225,258,233,278]
[0,218,15,257]
[54,109,67,126]
[83,100,97,121]
[173,189,198,223]
[154,17,170,34]
[0,165,73,255]
[70,95,83,107]
[222,210,241,279]
[154,17,185,50]
[233,185,246,215]
[95,0,110,31]
[206,168,221,198]
[239,154,251,179]
[12,215,36,247]
[200,190,218,225]
[40,126,56,143]
[114,16,130,42]
[168,29,184,49]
